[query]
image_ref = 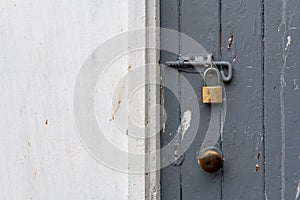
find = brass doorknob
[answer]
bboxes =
[198,148,223,173]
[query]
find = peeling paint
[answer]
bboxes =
[285,36,292,51]
[293,79,299,91]
[276,2,300,200]
[265,193,268,200]
[255,164,259,171]
[287,63,296,69]
[174,147,178,158]
[177,110,192,141]
[233,56,237,63]
[280,52,287,199]
[227,34,234,49]
[279,0,288,198]
[287,36,292,44]
[162,122,166,133]
[296,180,300,200]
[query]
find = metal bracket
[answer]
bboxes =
[165,55,233,82]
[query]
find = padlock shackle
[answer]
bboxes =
[203,67,221,85]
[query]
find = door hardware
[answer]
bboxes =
[165,55,233,82]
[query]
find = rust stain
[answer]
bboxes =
[128,65,132,71]
[111,78,126,121]
[45,119,48,125]
[30,168,38,200]
[255,164,259,171]
[111,100,122,120]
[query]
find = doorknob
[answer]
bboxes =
[198,148,223,173]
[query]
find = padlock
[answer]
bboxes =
[202,67,223,103]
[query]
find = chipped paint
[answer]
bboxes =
[285,36,292,51]
[280,35,287,200]
[296,180,300,200]
[177,110,192,141]
[162,122,166,133]
[255,164,259,172]
[279,0,288,198]
[294,79,300,91]
[227,34,234,49]
[233,56,237,62]
[277,2,300,199]
[128,65,132,71]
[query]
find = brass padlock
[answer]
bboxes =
[202,67,223,103]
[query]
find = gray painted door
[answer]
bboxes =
[160,0,300,199]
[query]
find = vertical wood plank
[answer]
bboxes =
[221,0,265,199]
[180,0,222,199]
[265,0,300,199]
[160,0,181,199]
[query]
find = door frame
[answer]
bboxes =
[127,0,161,199]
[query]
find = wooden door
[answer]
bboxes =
[160,0,300,199]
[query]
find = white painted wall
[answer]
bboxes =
[0,0,158,199]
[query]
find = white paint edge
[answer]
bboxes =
[145,1,160,200]
[127,0,160,199]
